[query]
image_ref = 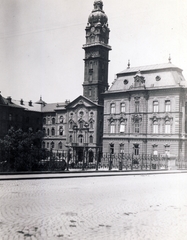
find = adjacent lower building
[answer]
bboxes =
[103,63,187,160]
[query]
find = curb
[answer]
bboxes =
[0,170,187,181]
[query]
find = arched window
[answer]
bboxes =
[59,126,63,136]
[47,128,50,136]
[89,135,93,143]
[59,116,63,123]
[69,121,73,129]
[165,121,171,134]
[110,122,115,133]
[153,121,158,133]
[110,103,115,114]
[79,120,84,129]
[51,142,54,149]
[52,118,55,124]
[58,142,62,149]
[78,135,83,143]
[69,135,73,143]
[120,103,125,113]
[120,122,125,133]
[51,128,55,136]
[90,121,93,129]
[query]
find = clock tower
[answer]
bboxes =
[82,0,111,105]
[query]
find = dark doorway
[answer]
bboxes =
[77,148,84,162]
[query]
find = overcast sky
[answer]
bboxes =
[0,0,187,103]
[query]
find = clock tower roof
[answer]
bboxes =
[88,0,108,27]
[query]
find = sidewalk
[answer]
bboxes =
[0,169,187,180]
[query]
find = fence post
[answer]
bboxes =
[109,153,112,170]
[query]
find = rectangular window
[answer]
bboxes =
[110,123,115,133]
[165,122,171,134]
[153,123,158,133]
[119,144,124,153]
[120,122,125,133]
[134,144,139,155]
[165,100,171,112]
[120,103,126,113]
[135,122,139,133]
[110,144,114,154]
[110,103,115,114]
[153,101,158,112]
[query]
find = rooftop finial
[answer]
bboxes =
[127,60,130,69]
[168,54,171,63]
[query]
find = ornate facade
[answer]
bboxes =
[103,63,187,160]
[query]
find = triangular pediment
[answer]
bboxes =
[66,95,100,109]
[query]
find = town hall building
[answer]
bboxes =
[1,0,187,163]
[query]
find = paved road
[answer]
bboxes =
[0,174,187,240]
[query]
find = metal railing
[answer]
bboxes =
[1,148,187,172]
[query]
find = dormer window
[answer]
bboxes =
[134,71,145,88]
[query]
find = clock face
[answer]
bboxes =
[91,27,95,32]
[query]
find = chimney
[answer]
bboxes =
[7,96,12,103]
[29,100,32,106]
[20,99,24,105]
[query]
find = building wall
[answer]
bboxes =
[103,87,187,158]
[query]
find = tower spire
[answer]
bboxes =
[168,54,171,63]
[82,1,111,105]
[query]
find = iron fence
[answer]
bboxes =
[1,147,187,172]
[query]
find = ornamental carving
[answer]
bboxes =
[132,114,142,123]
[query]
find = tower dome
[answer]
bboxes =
[88,0,108,26]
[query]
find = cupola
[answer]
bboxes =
[88,0,108,27]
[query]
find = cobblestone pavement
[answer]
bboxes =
[0,174,187,240]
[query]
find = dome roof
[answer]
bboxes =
[88,0,108,26]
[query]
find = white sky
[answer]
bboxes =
[0,0,187,103]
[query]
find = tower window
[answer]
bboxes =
[135,101,139,113]
[89,135,93,143]
[89,74,93,82]
[134,122,140,133]
[89,88,92,96]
